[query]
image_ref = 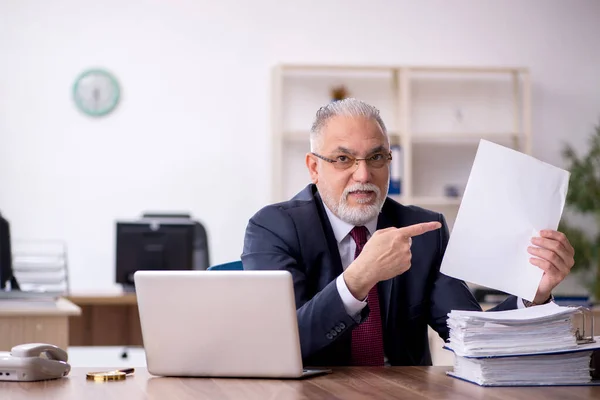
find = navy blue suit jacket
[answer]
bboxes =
[242,184,518,366]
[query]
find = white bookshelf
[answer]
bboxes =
[271,64,531,229]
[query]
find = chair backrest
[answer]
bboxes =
[208,261,243,271]
[0,212,15,289]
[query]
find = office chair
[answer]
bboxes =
[207,261,243,271]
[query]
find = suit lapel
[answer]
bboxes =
[376,204,396,331]
[312,189,344,277]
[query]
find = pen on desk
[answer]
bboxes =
[118,368,135,375]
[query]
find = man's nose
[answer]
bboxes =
[352,160,370,182]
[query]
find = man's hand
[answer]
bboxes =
[344,221,442,300]
[528,230,575,304]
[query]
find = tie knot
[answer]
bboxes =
[349,226,369,249]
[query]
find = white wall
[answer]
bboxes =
[1,0,599,292]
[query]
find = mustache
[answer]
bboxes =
[342,183,381,199]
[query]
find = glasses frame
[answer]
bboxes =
[311,151,393,170]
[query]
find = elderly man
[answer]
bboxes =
[242,98,575,367]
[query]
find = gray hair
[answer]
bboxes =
[309,98,388,152]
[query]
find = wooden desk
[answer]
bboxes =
[65,294,600,352]
[2,367,599,400]
[66,293,142,346]
[0,298,81,351]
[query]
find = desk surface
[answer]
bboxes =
[2,367,599,400]
[0,298,81,317]
[66,293,137,306]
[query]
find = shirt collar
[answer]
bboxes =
[323,202,378,244]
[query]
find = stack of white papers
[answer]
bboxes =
[445,303,600,386]
[448,303,580,357]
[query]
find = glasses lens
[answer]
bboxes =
[366,153,391,169]
[329,153,391,170]
[334,157,356,170]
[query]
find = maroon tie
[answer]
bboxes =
[349,226,385,366]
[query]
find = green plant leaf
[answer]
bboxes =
[560,120,600,299]
[558,220,593,272]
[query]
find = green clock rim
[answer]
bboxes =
[72,68,121,117]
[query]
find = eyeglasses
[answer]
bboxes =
[311,152,392,170]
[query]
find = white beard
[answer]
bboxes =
[322,182,388,226]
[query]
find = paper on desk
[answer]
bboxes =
[440,140,570,302]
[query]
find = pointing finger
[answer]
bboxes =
[399,222,442,238]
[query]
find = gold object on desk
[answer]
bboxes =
[86,368,134,381]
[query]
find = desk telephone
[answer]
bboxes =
[0,343,70,381]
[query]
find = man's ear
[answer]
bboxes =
[305,153,318,184]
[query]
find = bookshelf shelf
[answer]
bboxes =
[388,196,462,207]
[411,132,518,143]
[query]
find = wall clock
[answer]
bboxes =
[72,69,120,117]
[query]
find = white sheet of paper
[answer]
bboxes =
[440,140,570,301]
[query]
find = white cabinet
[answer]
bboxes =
[271,64,531,228]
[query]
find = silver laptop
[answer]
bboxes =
[134,270,330,378]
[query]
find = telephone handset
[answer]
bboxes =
[0,343,71,381]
